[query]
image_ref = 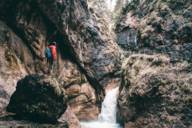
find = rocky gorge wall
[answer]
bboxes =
[116,0,192,127]
[0,0,122,125]
[0,0,191,127]
[118,54,192,128]
[116,0,192,62]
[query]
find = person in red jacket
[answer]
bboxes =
[48,41,57,73]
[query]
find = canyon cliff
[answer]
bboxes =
[0,0,121,127]
[116,0,192,128]
[0,0,191,128]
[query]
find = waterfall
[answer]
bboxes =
[98,87,118,122]
[80,87,121,128]
[106,0,132,11]
[106,0,117,11]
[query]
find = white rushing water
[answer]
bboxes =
[106,0,118,11]
[80,87,122,128]
[106,0,132,11]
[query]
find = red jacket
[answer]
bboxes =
[48,45,57,61]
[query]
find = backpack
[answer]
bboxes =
[45,47,52,58]
[49,45,57,61]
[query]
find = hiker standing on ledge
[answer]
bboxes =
[45,41,57,74]
[49,41,57,74]
[45,43,52,72]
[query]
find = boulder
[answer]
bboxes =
[118,54,192,128]
[0,120,68,128]
[7,74,67,123]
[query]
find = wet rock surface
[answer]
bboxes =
[7,74,67,123]
[118,54,192,128]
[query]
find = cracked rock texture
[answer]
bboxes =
[0,0,121,126]
[116,0,192,128]
[116,0,192,62]
[118,54,192,128]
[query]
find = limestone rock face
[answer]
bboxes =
[116,1,192,127]
[116,0,192,62]
[7,74,67,123]
[0,0,122,109]
[118,54,192,128]
[0,0,122,123]
[0,21,28,113]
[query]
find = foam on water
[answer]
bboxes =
[80,87,121,128]
[106,0,117,11]
[80,121,121,128]
[106,0,132,11]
